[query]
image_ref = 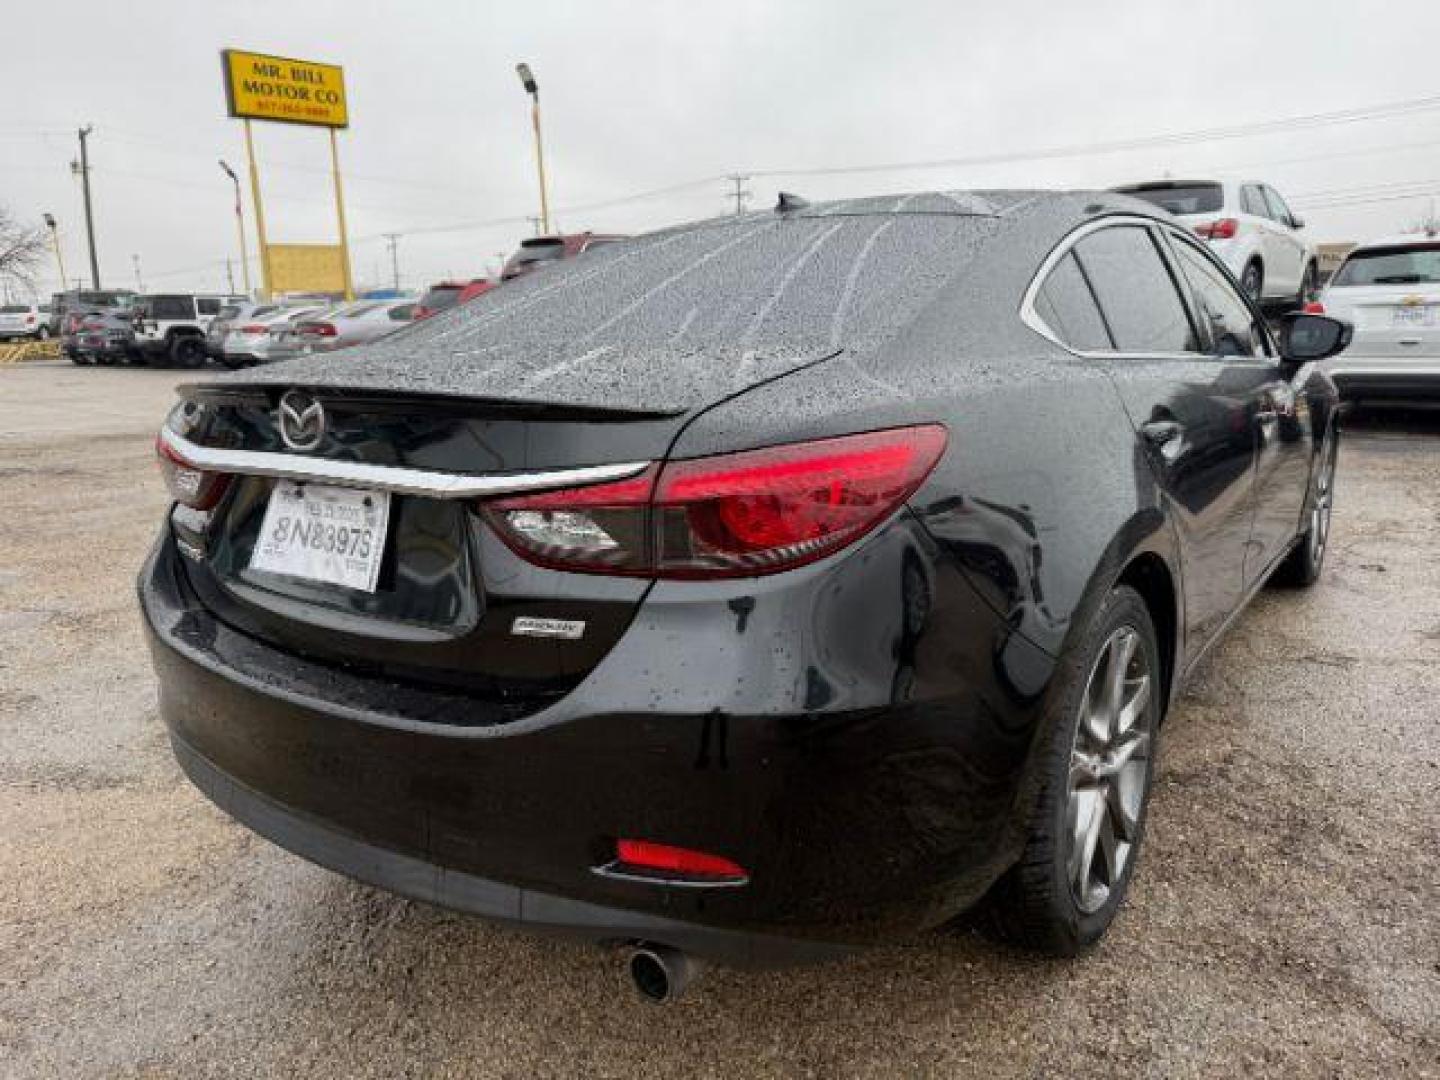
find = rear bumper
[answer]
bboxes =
[1325,358,1440,401]
[140,513,1053,965]
[170,730,839,967]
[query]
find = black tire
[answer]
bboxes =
[1272,431,1337,588]
[1241,261,1264,303]
[987,584,1161,955]
[170,335,207,369]
[70,352,91,366]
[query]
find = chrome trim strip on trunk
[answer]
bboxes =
[158,426,650,499]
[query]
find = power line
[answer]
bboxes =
[748,93,1440,180]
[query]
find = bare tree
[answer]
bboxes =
[0,206,47,295]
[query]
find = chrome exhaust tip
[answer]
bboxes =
[628,943,702,1003]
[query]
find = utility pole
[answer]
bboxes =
[225,258,236,294]
[131,253,144,293]
[383,233,401,291]
[72,125,100,288]
[726,174,752,216]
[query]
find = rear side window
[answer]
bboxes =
[1172,241,1265,357]
[387,303,416,321]
[1116,183,1224,215]
[1073,226,1197,354]
[147,296,193,320]
[196,298,221,315]
[1033,253,1111,351]
[1240,186,1266,217]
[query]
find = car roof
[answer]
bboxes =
[202,189,1169,410]
[1346,231,1440,252]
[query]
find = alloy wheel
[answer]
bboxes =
[1066,625,1152,915]
[1310,441,1335,564]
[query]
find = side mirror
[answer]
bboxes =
[1289,214,1305,230]
[1279,312,1352,362]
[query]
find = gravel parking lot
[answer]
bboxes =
[1,362,1436,1078]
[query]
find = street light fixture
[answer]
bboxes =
[41,213,68,294]
[515,62,551,235]
[219,159,253,297]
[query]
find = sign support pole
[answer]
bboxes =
[243,119,273,299]
[329,128,355,301]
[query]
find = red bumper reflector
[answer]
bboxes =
[615,839,748,881]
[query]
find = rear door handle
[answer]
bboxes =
[1140,419,1183,447]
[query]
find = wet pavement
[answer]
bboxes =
[1,363,1436,1077]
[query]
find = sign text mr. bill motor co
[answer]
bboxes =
[222,49,348,128]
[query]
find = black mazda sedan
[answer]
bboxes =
[141,190,1348,1000]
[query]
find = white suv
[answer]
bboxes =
[134,293,242,368]
[1113,180,1318,306]
[1312,233,1440,403]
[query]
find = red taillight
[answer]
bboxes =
[482,425,947,579]
[239,324,268,335]
[1303,300,1326,314]
[155,436,231,511]
[614,839,747,882]
[24,314,35,324]
[299,321,337,337]
[1195,218,1239,240]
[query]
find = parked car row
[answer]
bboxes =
[59,229,626,369]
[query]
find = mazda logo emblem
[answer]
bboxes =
[278,390,326,452]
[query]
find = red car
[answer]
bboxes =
[500,232,627,281]
[413,279,495,321]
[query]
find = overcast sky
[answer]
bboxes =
[6,0,1440,298]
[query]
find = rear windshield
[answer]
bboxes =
[512,239,566,266]
[337,302,382,318]
[0,304,29,313]
[1117,182,1225,215]
[420,286,462,310]
[1332,244,1440,287]
[74,291,130,308]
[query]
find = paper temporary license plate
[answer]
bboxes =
[249,480,391,592]
[1391,305,1435,327]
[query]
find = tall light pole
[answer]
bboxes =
[218,160,252,297]
[42,213,68,294]
[515,63,551,235]
[131,254,144,293]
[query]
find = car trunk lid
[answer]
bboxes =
[1324,285,1440,358]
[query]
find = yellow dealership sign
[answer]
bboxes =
[268,244,348,295]
[222,49,348,128]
